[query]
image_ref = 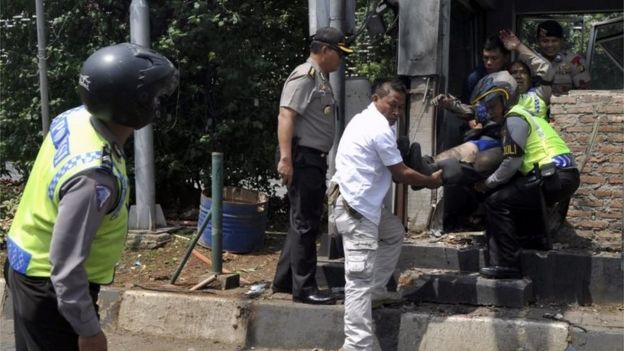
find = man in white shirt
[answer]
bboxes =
[331,78,443,351]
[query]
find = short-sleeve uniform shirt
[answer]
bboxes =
[550,51,591,95]
[279,58,336,152]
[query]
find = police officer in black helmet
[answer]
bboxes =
[4,43,177,351]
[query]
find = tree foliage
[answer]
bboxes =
[1,0,310,215]
[1,0,400,227]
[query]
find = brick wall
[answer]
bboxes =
[551,90,623,251]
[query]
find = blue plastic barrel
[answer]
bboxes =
[197,187,268,253]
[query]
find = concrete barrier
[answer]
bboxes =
[1,279,622,350]
[117,290,250,347]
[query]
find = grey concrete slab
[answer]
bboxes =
[398,244,485,272]
[568,326,624,351]
[398,243,623,305]
[247,300,344,350]
[522,251,623,305]
[98,287,122,329]
[404,272,535,308]
[117,290,250,347]
[397,312,569,351]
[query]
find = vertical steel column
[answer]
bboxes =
[327,0,346,178]
[35,0,50,135]
[130,0,158,231]
[211,152,223,274]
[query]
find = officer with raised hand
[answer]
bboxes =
[272,27,352,305]
[4,43,178,351]
[536,20,591,95]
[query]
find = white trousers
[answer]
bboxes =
[334,195,405,351]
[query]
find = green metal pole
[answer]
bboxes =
[169,211,212,285]
[211,152,223,274]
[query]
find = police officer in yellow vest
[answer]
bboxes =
[473,73,580,279]
[4,43,178,351]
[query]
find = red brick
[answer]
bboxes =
[568,105,597,114]
[598,124,623,133]
[581,175,606,184]
[597,105,624,114]
[552,96,576,104]
[578,95,609,103]
[550,106,567,115]
[566,126,594,133]
[605,115,624,123]
[599,166,624,174]
[610,199,623,208]
[609,176,624,185]
[594,190,615,197]
[577,198,605,207]
[567,210,592,218]
[579,116,597,123]
[601,212,623,219]
[574,188,593,196]
[597,145,623,153]
[610,155,624,163]
[577,220,610,229]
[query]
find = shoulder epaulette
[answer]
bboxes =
[308,66,316,78]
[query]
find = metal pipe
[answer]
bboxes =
[35,0,50,135]
[130,0,158,231]
[211,152,223,274]
[169,211,212,284]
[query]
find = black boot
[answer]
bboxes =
[397,136,410,165]
[408,143,438,191]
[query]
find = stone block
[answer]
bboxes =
[216,273,240,290]
[404,272,534,308]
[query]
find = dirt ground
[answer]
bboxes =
[0,218,617,298]
[111,225,285,295]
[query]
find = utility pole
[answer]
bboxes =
[35,0,50,135]
[128,0,167,232]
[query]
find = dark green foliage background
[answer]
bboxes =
[0,0,395,229]
[0,0,309,216]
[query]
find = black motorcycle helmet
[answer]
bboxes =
[78,43,179,129]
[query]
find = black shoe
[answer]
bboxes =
[479,266,522,279]
[272,285,291,294]
[293,291,336,305]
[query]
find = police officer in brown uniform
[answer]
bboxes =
[272,27,353,304]
[536,20,591,96]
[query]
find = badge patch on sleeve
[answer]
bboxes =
[95,184,112,211]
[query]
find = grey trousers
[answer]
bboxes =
[334,195,405,351]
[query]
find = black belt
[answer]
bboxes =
[342,198,363,220]
[297,145,327,158]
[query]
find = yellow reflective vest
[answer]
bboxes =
[517,88,549,121]
[506,105,571,175]
[7,106,129,284]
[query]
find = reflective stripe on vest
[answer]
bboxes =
[506,105,571,175]
[517,89,548,121]
[7,106,129,284]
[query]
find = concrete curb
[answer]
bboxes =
[118,290,251,346]
[397,313,569,350]
[1,279,622,350]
